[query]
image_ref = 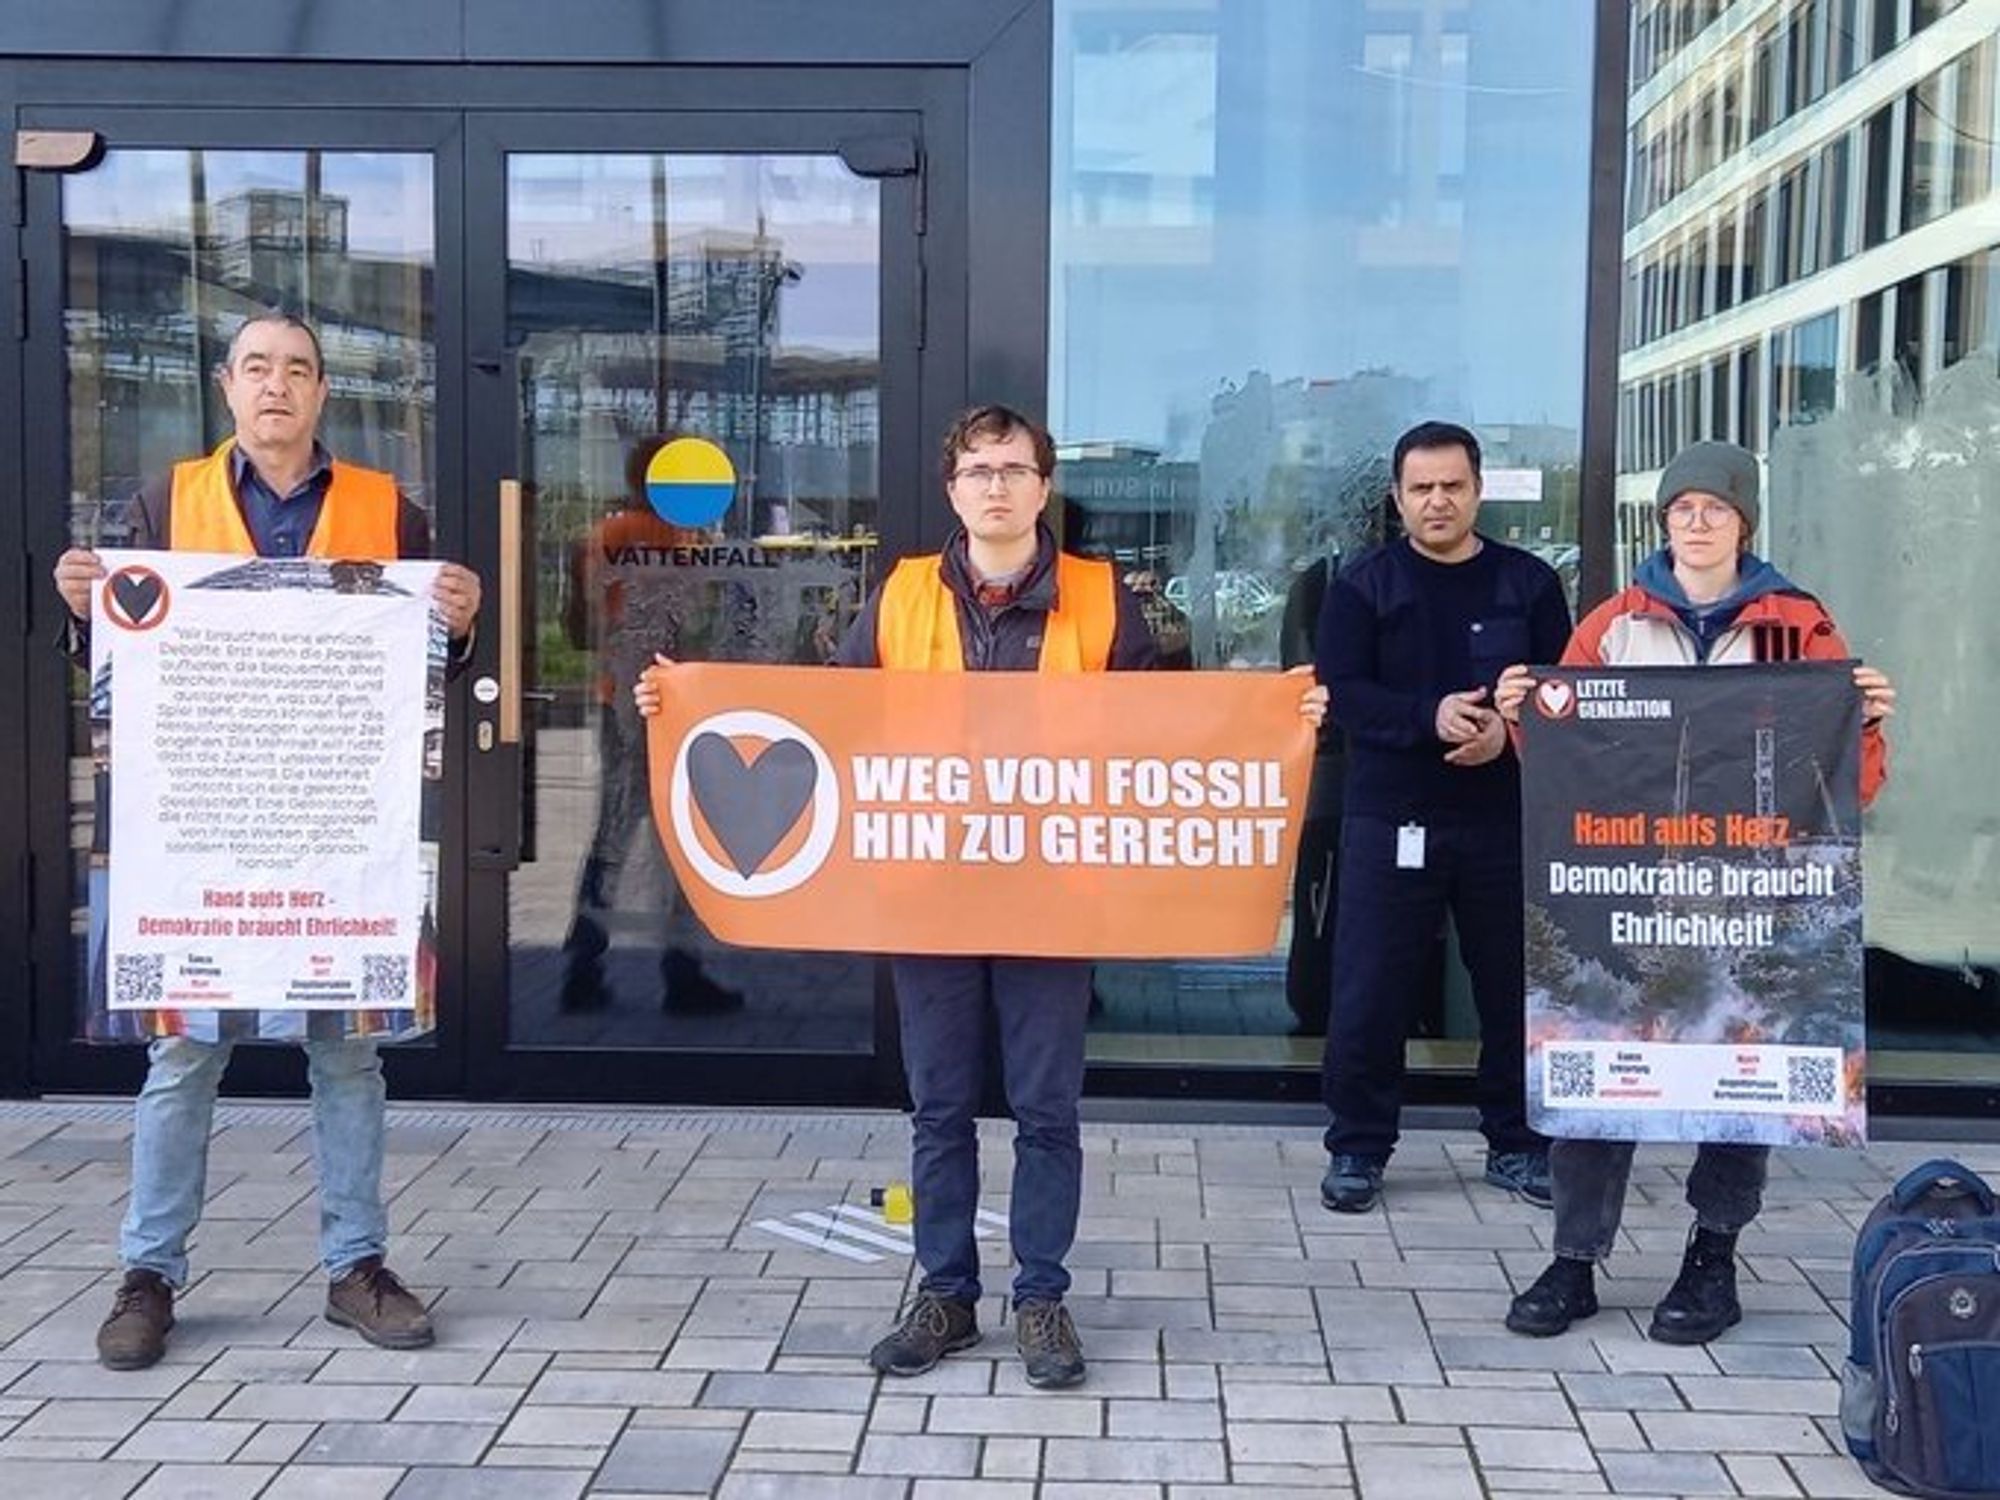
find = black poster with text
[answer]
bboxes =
[1520,663,1865,1146]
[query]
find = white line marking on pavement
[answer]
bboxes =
[828,1204,916,1236]
[751,1202,1012,1260]
[752,1218,881,1262]
[793,1211,919,1254]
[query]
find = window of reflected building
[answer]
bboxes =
[1615,6,2000,1084]
[1050,0,1595,1069]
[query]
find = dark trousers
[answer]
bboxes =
[1553,1139,1770,1260]
[1321,815,1540,1162]
[1285,813,1339,1035]
[891,955,1090,1307]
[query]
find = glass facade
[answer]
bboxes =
[8,0,1998,1107]
[1050,0,1597,1071]
[1616,0,2000,1087]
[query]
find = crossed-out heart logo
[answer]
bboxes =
[103,564,171,631]
[1534,678,1575,720]
[668,710,840,897]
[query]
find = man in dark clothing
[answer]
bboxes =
[838,406,1155,1391]
[638,405,1327,1382]
[635,405,1163,1386]
[1315,420,1572,1213]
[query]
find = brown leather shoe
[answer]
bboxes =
[325,1257,434,1349]
[97,1269,174,1370]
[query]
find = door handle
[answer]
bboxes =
[470,477,526,872]
[498,478,523,745]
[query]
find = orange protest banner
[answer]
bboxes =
[643,664,1314,957]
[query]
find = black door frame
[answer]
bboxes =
[0,61,26,1100]
[458,103,946,1105]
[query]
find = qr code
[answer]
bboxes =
[114,953,165,1009]
[1546,1048,1597,1100]
[1788,1054,1839,1105]
[362,955,409,1007]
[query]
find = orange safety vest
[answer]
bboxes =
[875,552,1117,672]
[168,438,402,558]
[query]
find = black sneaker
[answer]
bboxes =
[1648,1227,1741,1345]
[661,950,744,1014]
[1485,1149,1553,1209]
[867,1291,979,1376]
[1014,1298,1086,1389]
[1320,1153,1385,1213]
[1505,1256,1598,1337]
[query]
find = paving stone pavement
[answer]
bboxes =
[0,1099,1986,1498]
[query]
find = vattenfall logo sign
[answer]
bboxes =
[668,711,840,897]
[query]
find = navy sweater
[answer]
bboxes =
[1317,537,1571,825]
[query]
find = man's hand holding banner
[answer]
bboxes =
[643,664,1314,957]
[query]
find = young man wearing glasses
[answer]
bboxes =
[635,404,1327,1385]
[832,404,1158,1388]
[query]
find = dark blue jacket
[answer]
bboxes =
[1318,536,1570,825]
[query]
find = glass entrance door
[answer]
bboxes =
[20,109,465,1099]
[461,113,927,1102]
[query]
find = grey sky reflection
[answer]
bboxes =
[64,150,434,259]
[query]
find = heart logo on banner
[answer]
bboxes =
[686,731,819,876]
[1535,679,1575,719]
[104,566,169,630]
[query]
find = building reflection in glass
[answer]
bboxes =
[1051,0,1595,1060]
[501,153,883,1051]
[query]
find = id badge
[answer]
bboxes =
[1396,822,1426,870]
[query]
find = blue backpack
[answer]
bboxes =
[1841,1158,2000,1498]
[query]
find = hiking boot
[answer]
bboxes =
[867,1291,979,1376]
[661,950,744,1014]
[1648,1227,1741,1345]
[1485,1148,1554,1209]
[326,1258,435,1350]
[1320,1153,1385,1213]
[1505,1256,1598,1337]
[96,1269,173,1370]
[1015,1298,1086,1389]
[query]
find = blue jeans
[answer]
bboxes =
[121,1035,389,1285]
[891,956,1090,1307]
[1551,1138,1770,1261]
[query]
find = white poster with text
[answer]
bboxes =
[94,550,439,1011]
